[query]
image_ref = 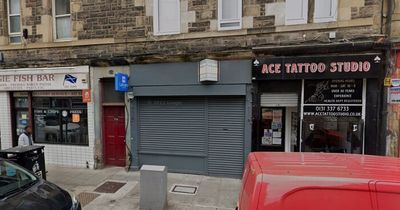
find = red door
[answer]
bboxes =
[103,106,126,166]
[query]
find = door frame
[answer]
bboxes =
[285,107,298,152]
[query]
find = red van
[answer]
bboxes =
[237,152,400,210]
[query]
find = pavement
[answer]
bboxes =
[47,165,241,210]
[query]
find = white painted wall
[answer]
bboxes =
[0,92,12,150]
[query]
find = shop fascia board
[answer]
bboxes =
[0,65,89,75]
[252,41,391,55]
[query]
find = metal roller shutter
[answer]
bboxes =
[261,93,298,107]
[138,96,245,176]
[208,97,245,177]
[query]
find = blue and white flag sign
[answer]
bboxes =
[115,73,129,92]
[63,74,77,85]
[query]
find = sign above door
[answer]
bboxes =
[252,54,383,80]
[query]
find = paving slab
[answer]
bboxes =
[46,164,241,210]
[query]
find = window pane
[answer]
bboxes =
[52,98,71,108]
[16,110,29,136]
[33,97,51,108]
[63,109,88,145]
[9,16,20,33]
[315,0,332,17]
[9,0,20,15]
[10,36,21,43]
[56,16,71,39]
[71,98,87,108]
[33,97,88,146]
[221,0,238,20]
[55,0,70,15]
[14,97,28,108]
[285,0,308,25]
[158,0,179,33]
[34,109,61,143]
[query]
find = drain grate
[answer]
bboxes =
[94,181,126,193]
[77,192,100,207]
[170,184,198,195]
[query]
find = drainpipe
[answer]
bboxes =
[380,0,393,155]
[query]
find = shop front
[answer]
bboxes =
[130,60,252,177]
[252,54,385,155]
[0,66,95,168]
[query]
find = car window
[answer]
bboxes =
[0,160,38,198]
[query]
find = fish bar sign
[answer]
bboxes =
[252,54,383,80]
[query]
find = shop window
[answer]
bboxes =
[153,0,180,35]
[302,116,363,154]
[53,0,71,40]
[13,94,29,138]
[218,0,242,31]
[314,0,337,23]
[285,0,308,25]
[7,0,21,43]
[33,96,88,146]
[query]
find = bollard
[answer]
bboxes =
[140,165,168,210]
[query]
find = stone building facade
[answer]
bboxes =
[0,0,397,171]
[0,0,385,67]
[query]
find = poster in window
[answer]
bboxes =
[273,132,282,138]
[72,114,80,123]
[271,122,282,129]
[273,110,282,122]
[273,138,282,145]
[262,136,273,145]
[262,129,273,145]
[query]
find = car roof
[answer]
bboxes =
[252,152,400,181]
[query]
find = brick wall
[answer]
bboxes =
[0,0,7,37]
[187,0,216,32]
[75,0,149,40]
[23,0,46,43]
[0,0,385,67]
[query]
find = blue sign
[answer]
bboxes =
[115,73,129,92]
[64,74,77,85]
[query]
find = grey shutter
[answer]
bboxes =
[208,97,245,177]
[138,96,246,177]
[139,97,207,154]
[261,93,298,107]
[138,97,207,173]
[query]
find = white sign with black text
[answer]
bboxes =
[0,66,89,91]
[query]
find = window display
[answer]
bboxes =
[261,108,285,147]
[13,94,29,140]
[33,96,88,145]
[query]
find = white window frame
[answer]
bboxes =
[52,0,72,41]
[7,0,21,44]
[285,0,308,25]
[153,0,181,36]
[314,0,337,23]
[217,0,242,31]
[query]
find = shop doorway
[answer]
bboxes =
[103,106,126,166]
[257,93,299,152]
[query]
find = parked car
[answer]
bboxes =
[237,152,400,210]
[0,158,80,210]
